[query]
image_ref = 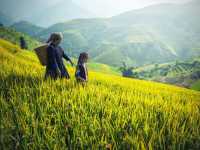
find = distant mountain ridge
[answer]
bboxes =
[34,0,200,66]
[11,21,44,36]
[0,0,95,27]
[29,0,94,27]
[0,0,55,22]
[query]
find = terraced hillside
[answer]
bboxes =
[134,60,200,90]
[0,39,200,149]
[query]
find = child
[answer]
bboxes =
[75,52,89,82]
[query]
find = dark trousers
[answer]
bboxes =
[45,68,60,80]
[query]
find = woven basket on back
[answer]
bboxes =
[34,44,48,66]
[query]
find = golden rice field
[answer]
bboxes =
[0,39,200,150]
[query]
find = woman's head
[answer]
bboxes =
[47,32,63,45]
[78,52,89,64]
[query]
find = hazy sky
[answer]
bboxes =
[0,0,191,18]
[74,0,191,16]
[10,0,189,16]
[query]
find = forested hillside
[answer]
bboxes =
[35,0,200,66]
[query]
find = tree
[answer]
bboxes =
[119,62,139,78]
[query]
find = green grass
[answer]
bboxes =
[134,59,200,89]
[191,80,200,91]
[87,62,120,75]
[65,59,120,76]
[0,39,200,149]
[0,26,40,50]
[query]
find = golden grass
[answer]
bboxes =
[0,39,200,149]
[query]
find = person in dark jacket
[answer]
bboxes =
[20,36,27,49]
[45,33,74,80]
[75,52,89,82]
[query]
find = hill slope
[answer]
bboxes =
[37,0,200,66]
[0,39,200,149]
[0,26,40,50]
[11,21,44,36]
[133,58,200,90]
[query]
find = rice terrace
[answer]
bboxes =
[1,0,200,149]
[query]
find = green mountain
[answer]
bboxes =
[36,0,200,67]
[0,0,59,23]
[0,11,13,26]
[11,21,44,36]
[0,26,40,50]
[28,0,94,27]
[0,0,94,27]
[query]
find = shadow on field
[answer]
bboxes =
[1,74,42,90]
[0,74,43,101]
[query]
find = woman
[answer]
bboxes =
[75,52,89,82]
[45,33,74,80]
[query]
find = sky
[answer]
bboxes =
[0,0,192,21]
[73,0,191,17]
[0,0,191,18]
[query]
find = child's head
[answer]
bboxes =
[78,52,89,64]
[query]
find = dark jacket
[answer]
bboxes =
[75,63,88,81]
[45,43,71,79]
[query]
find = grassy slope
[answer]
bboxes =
[0,39,200,149]
[87,62,120,76]
[0,26,40,50]
[134,60,200,90]
[65,59,120,76]
[191,80,200,91]
[0,26,119,75]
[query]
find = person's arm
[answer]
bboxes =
[63,52,74,66]
[60,47,74,66]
